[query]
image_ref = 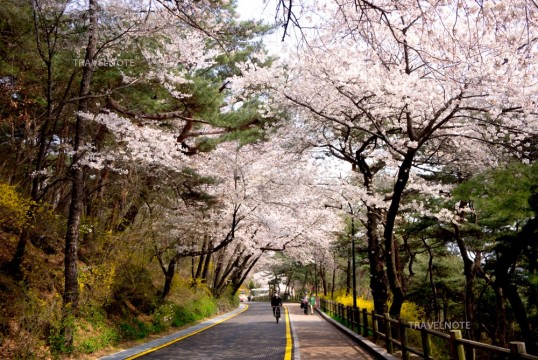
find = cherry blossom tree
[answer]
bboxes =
[5,0,273,347]
[235,0,538,318]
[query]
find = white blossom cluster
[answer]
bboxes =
[78,111,196,173]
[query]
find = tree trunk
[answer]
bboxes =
[453,222,478,340]
[3,229,30,277]
[331,257,336,299]
[212,252,224,293]
[319,263,327,296]
[303,269,309,293]
[423,239,440,321]
[194,237,208,280]
[215,249,243,296]
[230,256,260,296]
[201,241,213,282]
[505,283,533,348]
[161,257,177,300]
[354,149,390,316]
[345,255,351,296]
[367,206,389,316]
[384,151,415,318]
[62,0,98,349]
[492,284,507,347]
[223,254,250,296]
[491,211,537,351]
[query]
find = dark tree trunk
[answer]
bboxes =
[345,255,351,296]
[194,237,208,279]
[319,263,328,296]
[492,284,507,347]
[230,256,260,296]
[384,151,415,318]
[423,238,440,321]
[331,256,336,299]
[489,201,538,351]
[303,269,308,293]
[453,222,479,340]
[224,254,250,296]
[367,206,389,316]
[504,283,534,351]
[201,242,212,282]
[115,203,139,232]
[3,229,30,278]
[354,147,390,316]
[212,252,224,292]
[215,248,243,296]
[161,257,177,300]
[62,0,98,349]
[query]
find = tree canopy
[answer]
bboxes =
[0,0,537,357]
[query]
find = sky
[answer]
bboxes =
[236,0,276,22]
[236,0,283,56]
[235,0,350,177]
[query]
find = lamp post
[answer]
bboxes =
[351,217,357,310]
[314,256,318,296]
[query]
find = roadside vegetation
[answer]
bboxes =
[0,188,237,358]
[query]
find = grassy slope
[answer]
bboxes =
[0,231,237,359]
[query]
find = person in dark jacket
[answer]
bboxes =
[302,294,309,314]
[271,293,283,316]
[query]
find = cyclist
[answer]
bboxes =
[271,293,283,317]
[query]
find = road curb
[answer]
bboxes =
[316,308,398,360]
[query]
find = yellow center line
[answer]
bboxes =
[284,305,292,360]
[125,304,249,359]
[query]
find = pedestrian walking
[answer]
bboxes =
[302,294,309,314]
[309,294,316,314]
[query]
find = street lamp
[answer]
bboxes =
[314,257,318,296]
[351,217,357,310]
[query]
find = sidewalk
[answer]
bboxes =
[286,302,375,360]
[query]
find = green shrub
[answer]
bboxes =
[118,319,152,340]
[171,305,197,327]
[155,295,219,328]
[152,303,177,331]
[78,326,120,354]
[192,296,218,318]
[75,306,120,354]
[107,263,159,315]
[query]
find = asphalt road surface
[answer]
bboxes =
[136,302,288,360]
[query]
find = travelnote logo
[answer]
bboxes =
[409,321,471,330]
[74,58,136,67]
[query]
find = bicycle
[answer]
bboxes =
[273,306,281,323]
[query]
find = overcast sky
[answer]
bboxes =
[235,0,284,56]
[236,0,276,21]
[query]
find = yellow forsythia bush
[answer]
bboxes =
[79,263,117,307]
[335,294,374,311]
[334,294,425,321]
[0,182,34,232]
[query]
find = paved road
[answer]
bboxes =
[101,301,374,360]
[136,302,287,360]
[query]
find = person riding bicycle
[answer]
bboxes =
[271,293,283,316]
